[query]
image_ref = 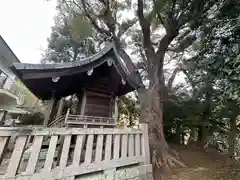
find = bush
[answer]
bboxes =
[19,112,44,125]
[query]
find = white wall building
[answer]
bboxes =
[0,36,26,122]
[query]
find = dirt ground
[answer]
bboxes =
[156,144,240,180]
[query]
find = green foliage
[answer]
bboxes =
[46,0,240,163]
[118,96,139,127]
[15,79,45,113]
[43,6,96,63]
[70,15,93,42]
[19,112,44,125]
[163,0,240,158]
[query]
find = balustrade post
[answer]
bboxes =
[56,98,65,118]
[64,108,70,124]
[140,123,150,164]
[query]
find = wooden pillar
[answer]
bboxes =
[56,98,64,117]
[64,108,70,124]
[43,97,56,127]
[76,92,83,114]
[114,97,118,119]
[80,90,87,115]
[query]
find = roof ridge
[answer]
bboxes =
[13,42,114,70]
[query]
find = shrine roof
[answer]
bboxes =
[11,43,143,100]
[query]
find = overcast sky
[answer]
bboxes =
[0,0,57,63]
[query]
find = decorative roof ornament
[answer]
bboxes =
[107,59,113,66]
[52,76,60,83]
[121,78,126,85]
[87,69,94,76]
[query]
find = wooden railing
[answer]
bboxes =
[0,124,151,180]
[66,114,117,126]
[48,115,65,127]
[49,113,117,128]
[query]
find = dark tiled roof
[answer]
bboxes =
[11,42,143,99]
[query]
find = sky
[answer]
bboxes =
[0,0,57,63]
[0,0,185,85]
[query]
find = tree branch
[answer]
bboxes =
[156,34,177,71]
[152,0,165,27]
[169,0,177,18]
[137,0,155,59]
[80,0,112,37]
[98,0,109,7]
[117,18,138,37]
[97,0,116,34]
[167,67,179,89]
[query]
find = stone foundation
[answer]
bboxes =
[75,165,153,180]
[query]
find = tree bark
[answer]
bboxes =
[189,126,198,144]
[138,63,185,170]
[175,122,182,144]
[198,125,208,146]
[228,116,237,160]
[198,78,213,147]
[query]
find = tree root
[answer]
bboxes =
[152,146,186,172]
[155,153,186,170]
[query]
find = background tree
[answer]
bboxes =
[178,0,240,158]
[45,0,240,170]
[118,96,140,127]
[42,3,97,63]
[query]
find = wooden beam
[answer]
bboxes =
[59,135,72,168]
[121,134,128,158]
[80,90,87,115]
[56,98,65,118]
[84,135,94,164]
[43,96,56,127]
[113,135,120,159]
[63,156,145,178]
[72,135,84,166]
[0,136,9,164]
[95,134,104,162]
[114,97,118,119]
[0,127,144,137]
[25,136,43,174]
[5,136,28,177]
[44,135,58,171]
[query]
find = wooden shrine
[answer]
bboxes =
[0,43,153,180]
[11,43,143,127]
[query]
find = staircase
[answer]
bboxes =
[48,115,65,127]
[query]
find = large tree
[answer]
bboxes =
[189,0,240,158]
[42,2,96,63]
[46,0,233,170]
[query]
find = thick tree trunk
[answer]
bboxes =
[198,125,208,146]
[189,126,198,144]
[198,79,213,147]
[228,116,237,160]
[138,75,184,171]
[175,121,182,144]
